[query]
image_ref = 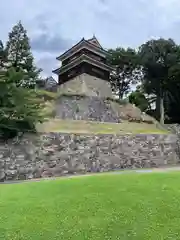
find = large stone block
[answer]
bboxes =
[55,96,120,122]
[58,73,113,98]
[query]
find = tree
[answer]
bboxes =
[139,38,180,124]
[129,90,149,112]
[6,21,41,88]
[164,61,180,123]
[0,40,7,67]
[0,66,44,140]
[107,47,140,99]
[0,30,44,140]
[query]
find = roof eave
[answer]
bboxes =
[56,38,85,61]
[84,40,110,54]
[53,55,114,76]
[56,39,110,61]
[52,68,60,75]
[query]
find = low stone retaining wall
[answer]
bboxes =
[0,133,178,181]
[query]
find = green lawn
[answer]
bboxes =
[1,172,180,240]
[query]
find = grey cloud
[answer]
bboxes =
[32,13,52,31]
[31,32,73,53]
[36,54,58,77]
[98,0,107,3]
[159,20,180,44]
[2,0,180,71]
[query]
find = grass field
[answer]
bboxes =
[37,119,168,134]
[1,172,180,239]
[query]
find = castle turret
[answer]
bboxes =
[53,36,114,97]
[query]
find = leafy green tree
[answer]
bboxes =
[163,71,180,123]
[108,47,140,99]
[6,21,41,88]
[139,38,180,124]
[129,90,149,112]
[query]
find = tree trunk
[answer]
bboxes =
[118,91,123,100]
[118,81,125,99]
[118,86,123,100]
[156,95,164,124]
[156,96,160,120]
[160,96,164,125]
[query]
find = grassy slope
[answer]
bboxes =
[1,172,180,240]
[37,119,168,134]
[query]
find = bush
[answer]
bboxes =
[0,119,36,141]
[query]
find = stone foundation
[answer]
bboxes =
[58,73,113,98]
[0,133,178,181]
[55,96,120,122]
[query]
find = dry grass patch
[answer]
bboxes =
[37,119,169,134]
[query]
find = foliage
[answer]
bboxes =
[1,172,180,239]
[107,47,140,99]
[0,67,44,140]
[139,38,179,95]
[0,40,7,67]
[6,21,41,88]
[129,90,149,112]
[138,38,180,123]
[0,22,44,140]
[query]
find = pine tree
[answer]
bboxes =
[0,36,44,141]
[0,40,7,67]
[6,21,41,88]
[0,66,44,140]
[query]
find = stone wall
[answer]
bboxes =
[55,96,120,122]
[58,73,113,98]
[0,133,178,181]
[166,124,180,159]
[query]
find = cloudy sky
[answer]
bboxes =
[1,0,180,78]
